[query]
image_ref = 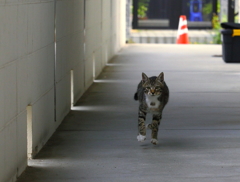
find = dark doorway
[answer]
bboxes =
[228,0,235,22]
[132,0,218,29]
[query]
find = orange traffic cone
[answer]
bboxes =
[176,15,189,44]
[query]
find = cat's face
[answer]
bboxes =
[142,72,164,96]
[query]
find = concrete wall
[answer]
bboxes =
[0,0,126,182]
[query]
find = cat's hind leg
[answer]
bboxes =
[137,110,147,142]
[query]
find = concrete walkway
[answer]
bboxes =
[129,30,216,44]
[17,44,240,182]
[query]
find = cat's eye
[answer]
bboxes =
[146,87,151,89]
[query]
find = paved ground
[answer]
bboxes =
[129,30,216,44]
[17,44,240,182]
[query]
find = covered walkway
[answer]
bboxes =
[17,44,240,182]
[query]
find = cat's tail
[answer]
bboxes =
[134,92,138,100]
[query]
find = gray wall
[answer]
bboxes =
[0,0,126,182]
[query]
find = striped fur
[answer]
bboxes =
[134,72,169,145]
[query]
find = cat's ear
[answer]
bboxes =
[142,72,149,85]
[157,72,164,82]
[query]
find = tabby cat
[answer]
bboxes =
[134,72,169,145]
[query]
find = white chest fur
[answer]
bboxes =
[145,94,160,109]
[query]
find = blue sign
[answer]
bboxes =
[190,0,203,21]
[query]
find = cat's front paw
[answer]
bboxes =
[137,134,146,142]
[151,138,158,145]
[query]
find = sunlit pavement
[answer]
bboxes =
[17,44,240,182]
[129,30,216,44]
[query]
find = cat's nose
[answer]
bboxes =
[150,89,155,93]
